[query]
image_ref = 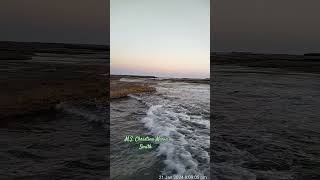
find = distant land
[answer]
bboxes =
[110,74,209,99]
[0,41,109,60]
[211,52,320,73]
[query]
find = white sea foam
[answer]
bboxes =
[127,94,142,101]
[56,102,106,123]
[134,82,210,176]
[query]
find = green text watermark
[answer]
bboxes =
[123,135,169,150]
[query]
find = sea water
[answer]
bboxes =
[111,79,210,180]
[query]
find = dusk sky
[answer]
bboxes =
[1,0,318,54]
[111,0,210,78]
[0,0,109,45]
[212,0,320,54]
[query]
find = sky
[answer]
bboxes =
[0,0,109,45]
[1,0,317,54]
[212,0,320,54]
[111,0,210,78]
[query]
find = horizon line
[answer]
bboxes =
[0,40,109,47]
[211,51,320,56]
[111,73,210,79]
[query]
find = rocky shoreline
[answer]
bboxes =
[110,75,211,99]
[110,75,156,99]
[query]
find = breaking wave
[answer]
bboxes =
[130,82,210,177]
[55,102,107,124]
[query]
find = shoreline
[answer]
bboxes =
[110,75,156,99]
[110,75,210,100]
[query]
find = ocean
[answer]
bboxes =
[0,102,108,179]
[211,65,320,179]
[111,78,210,180]
[0,46,109,179]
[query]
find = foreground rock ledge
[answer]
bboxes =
[110,81,156,99]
